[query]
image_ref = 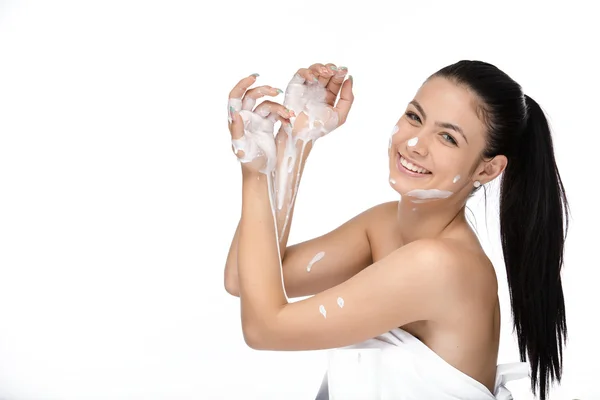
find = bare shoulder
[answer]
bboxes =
[401,238,476,286]
[361,201,401,238]
[432,237,499,303]
[359,201,496,296]
[360,202,498,298]
[363,200,399,222]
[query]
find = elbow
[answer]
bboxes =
[224,275,240,297]
[242,316,279,350]
[224,282,240,297]
[242,323,266,350]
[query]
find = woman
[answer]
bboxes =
[223,60,569,400]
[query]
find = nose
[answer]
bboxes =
[407,133,428,158]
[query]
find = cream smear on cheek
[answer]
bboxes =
[388,125,399,149]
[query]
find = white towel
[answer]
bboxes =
[315,328,530,400]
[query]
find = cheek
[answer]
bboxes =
[435,149,468,175]
[449,162,467,184]
[449,158,477,185]
[391,119,415,142]
[397,117,413,131]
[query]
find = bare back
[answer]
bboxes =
[366,201,501,393]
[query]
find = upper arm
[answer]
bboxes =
[246,239,467,351]
[281,203,392,298]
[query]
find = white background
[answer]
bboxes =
[0,1,598,399]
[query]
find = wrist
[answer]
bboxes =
[241,170,273,217]
[276,127,315,155]
[291,136,315,157]
[242,169,269,186]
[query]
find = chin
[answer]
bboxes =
[388,176,411,198]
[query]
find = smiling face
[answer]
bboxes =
[388,77,491,203]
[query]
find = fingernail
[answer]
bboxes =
[313,76,319,82]
[330,66,338,71]
[276,88,283,94]
[340,66,348,70]
[349,75,353,84]
[250,73,259,77]
[229,106,235,119]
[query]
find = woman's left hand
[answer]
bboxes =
[227,74,294,175]
[279,63,354,143]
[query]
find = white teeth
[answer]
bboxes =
[400,156,430,174]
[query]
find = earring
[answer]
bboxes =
[473,181,481,188]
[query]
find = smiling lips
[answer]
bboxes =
[397,153,431,176]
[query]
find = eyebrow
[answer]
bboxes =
[409,100,468,144]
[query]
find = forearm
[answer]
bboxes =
[273,132,314,258]
[224,136,313,296]
[224,221,241,296]
[239,171,287,328]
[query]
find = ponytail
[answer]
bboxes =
[499,94,570,400]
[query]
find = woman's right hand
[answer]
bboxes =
[227,74,294,175]
[277,62,354,144]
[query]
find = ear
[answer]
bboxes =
[474,155,507,184]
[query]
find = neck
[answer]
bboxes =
[395,196,467,244]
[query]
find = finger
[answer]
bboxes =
[231,132,247,160]
[229,73,260,99]
[228,73,259,122]
[325,66,348,105]
[254,100,295,121]
[333,76,354,125]
[319,63,339,89]
[294,68,319,84]
[267,111,292,128]
[241,85,283,110]
[309,63,335,87]
[229,109,245,140]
